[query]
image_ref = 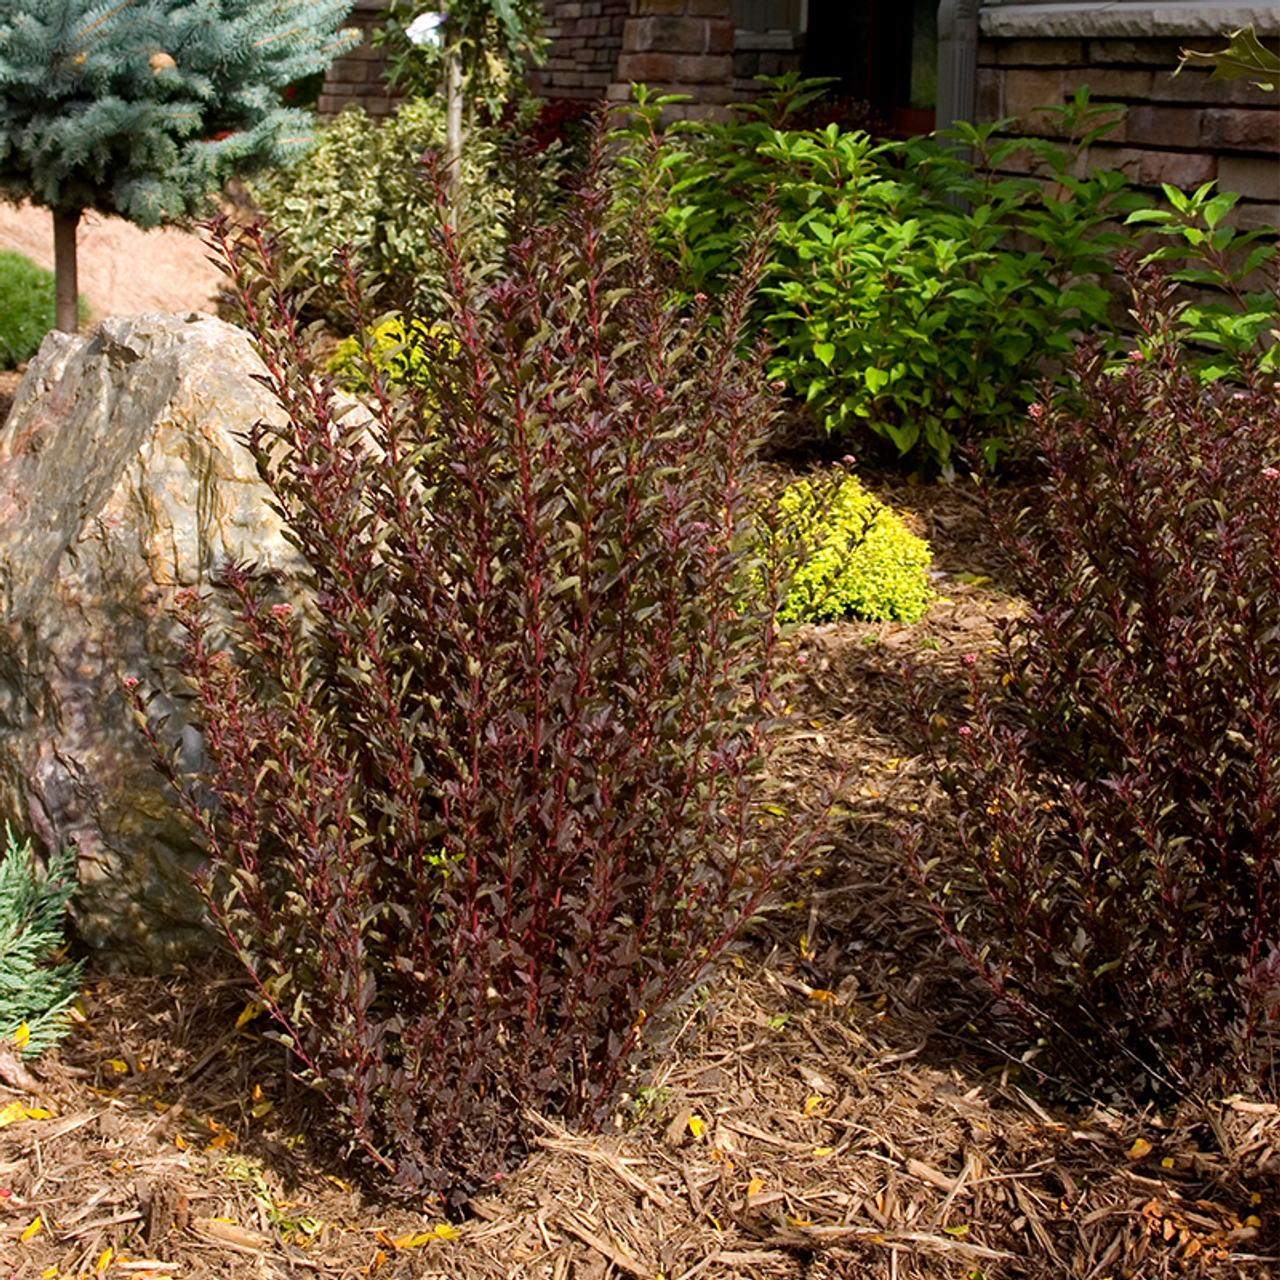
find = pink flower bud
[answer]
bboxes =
[958,725,972,738]
[961,654,977,666]
[1264,468,1279,481]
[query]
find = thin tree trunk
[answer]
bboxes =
[52,208,81,334]
[442,2,463,219]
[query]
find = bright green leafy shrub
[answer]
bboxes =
[777,473,933,623]
[0,827,83,1058]
[1128,181,1277,379]
[620,81,1142,474]
[0,250,87,368]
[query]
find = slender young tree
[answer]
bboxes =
[0,0,360,332]
[385,1,543,196]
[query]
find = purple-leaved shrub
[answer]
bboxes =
[909,255,1280,1101]
[133,138,829,1193]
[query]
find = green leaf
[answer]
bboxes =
[1178,26,1280,90]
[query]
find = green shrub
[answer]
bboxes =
[618,80,1142,474]
[1127,181,1277,379]
[0,250,87,368]
[777,472,933,623]
[908,257,1280,1101]
[248,97,509,328]
[249,96,564,332]
[0,827,83,1059]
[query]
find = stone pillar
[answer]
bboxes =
[317,0,404,120]
[608,0,736,123]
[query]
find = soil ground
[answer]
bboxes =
[0,475,1276,1280]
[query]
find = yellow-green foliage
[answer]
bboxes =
[327,315,439,393]
[779,474,933,623]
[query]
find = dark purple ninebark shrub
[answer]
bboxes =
[135,144,828,1192]
[909,257,1280,1101]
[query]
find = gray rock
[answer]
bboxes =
[0,313,305,971]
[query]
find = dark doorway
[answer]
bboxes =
[804,0,937,134]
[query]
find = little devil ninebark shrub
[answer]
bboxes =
[909,258,1280,1101]
[136,144,826,1193]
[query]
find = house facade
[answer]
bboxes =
[319,1,1278,217]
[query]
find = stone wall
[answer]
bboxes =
[732,29,804,99]
[975,6,1279,229]
[529,1,632,100]
[318,0,404,119]
[607,0,737,121]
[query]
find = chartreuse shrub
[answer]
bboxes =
[0,250,87,368]
[619,81,1142,474]
[136,142,828,1193]
[326,315,439,393]
[777,473,933,623]
[0,827,83,1058]
[908,256,1280,1101]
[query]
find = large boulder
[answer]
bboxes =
[0,313,306,970]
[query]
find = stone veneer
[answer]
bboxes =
[975,5,1279,227]
[317,0,404,119]
[528,1,632,101]
[606,0,737,122]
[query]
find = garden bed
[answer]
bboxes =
[2,478,1276,1280]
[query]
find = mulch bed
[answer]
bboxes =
[1,451,1277,1279]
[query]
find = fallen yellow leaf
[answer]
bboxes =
[95,1246,113,1272]
[107,1060,130,1074]
[1126,1138,1153,1161]
[1161,1157,1175,1168]
[746,1178,765,1197]
[21,1215,43,1242]
[813,1146,834,1157]
[41,1268,57,1279]
[431,1224,459,1241]
[942,1223,969,1237]
[207,1129,234,1150]
[0,1101,50,1127]
[12,1021,30,1049]
[392,1232,433,1250]
[1246,1214,1262,1228]
[235,1002,266,1030]
[687,1115,705,1139]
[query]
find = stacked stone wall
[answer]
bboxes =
[530,1,631,100]
[607,0,737,122]
[317,0,404,119]
[976,24,1279,231]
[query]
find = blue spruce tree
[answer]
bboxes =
[0,1,359,332]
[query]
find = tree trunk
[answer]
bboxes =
[442,2,463,218]
[52,208,81,334]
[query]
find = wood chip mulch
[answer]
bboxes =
[1,466,1277,1280]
